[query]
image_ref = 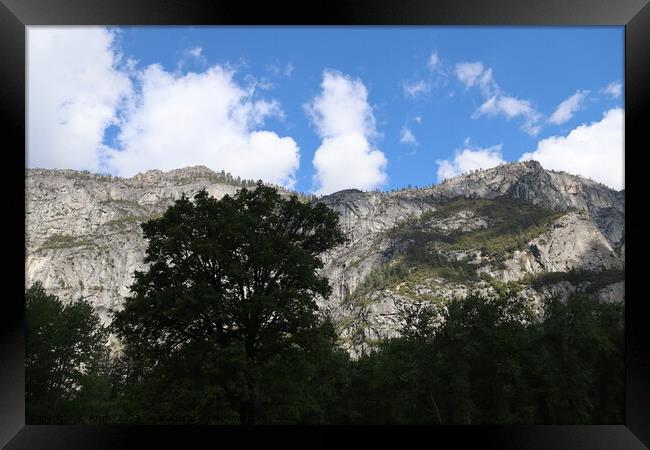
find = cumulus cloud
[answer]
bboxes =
[520,108,624,190]
[549,90,589,125]
[436,140,506,181]
[106,64,300,187]
[456,61,542,135]
[28,27,301,188]
[403,79,431,98]
[27,27,132,172]
[400,127,417,145]
[601,81,622,99]
[306,70,387,195]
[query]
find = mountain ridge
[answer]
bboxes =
[25,161,624,355]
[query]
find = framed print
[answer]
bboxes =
[2,0,649,448]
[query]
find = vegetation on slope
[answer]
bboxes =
[344,197,567,307]
[38,233,97,251]
[387,197,568,260]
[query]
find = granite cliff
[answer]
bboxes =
[25,161,624,355]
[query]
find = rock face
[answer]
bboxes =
[26,167,257,322]
[25,161,625,355]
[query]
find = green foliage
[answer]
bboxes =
[111,183,347,423]
[535,294,624,423]
[525,268,625,293]
[389,197,566,259]
[344,197,565,306]
[39,234,96,251]
[344,262,409,306]
[343,291,623,424]
[25,282,110,422]
[394,198,542,254]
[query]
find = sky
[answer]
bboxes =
[27,26,624,194]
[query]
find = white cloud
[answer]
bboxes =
[188,47,202,58]
[427,51,439,70]
[436,141,506,181]
[601,81,622,99]
[403,79,431,98]
[455,62,485,88]
[28,27,301,188]
[478,68,499,98]
[456,60,542,135]
[306,70,387,195]
[402,50,449,100]
[107,64,300,188]
[520,108,624,190]
[400,127,417,145]
[27,27,132,172]
[549,90,589,125]
[266,61,294,78]
[474,95,542,135]
[176,46,208,72]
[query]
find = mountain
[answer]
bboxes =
[25,161,624,356]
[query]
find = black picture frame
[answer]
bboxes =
[2,0,648,448]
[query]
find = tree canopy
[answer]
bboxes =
[111,183,347,423]
[26,282,109,421]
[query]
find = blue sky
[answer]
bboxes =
[27,26,624,193]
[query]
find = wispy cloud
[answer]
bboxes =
[266,61,294,78]
[188,47,202,58]
[427,51,439,70]
[403,79,431,98]
[549,90,589,125]
[403,49,449,99]
[600,81,622,99]
[455,61,542,135]
[176,46,208,72]
[400,127,417,145]
[455,62,485,89]
[474,95,543,135]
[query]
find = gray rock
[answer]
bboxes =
[25,161,625,354]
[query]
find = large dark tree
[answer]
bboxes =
[111,183,347,423]
[26,282,110,422]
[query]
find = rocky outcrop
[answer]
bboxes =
[433,161,624,249]
[26,167,248,322]
[491,212,623,283]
